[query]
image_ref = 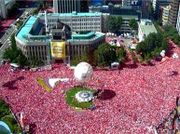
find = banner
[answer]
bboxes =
[50,42,66,59]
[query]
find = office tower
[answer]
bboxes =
[168,0,180,27]
[153,0,171,19]
[53,0,89,13]
[0,0,7,19]
[176,3,180,35]
[141,0,151,18]
[153,0,171,10]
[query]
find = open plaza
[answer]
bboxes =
[1,0,180,133]
[0,41,180,133]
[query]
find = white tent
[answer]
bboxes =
[160,50,166,57]
[10,63,19,68]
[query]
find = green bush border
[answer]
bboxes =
[0,99,21,133]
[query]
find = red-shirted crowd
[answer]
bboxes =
[0,41,180,133]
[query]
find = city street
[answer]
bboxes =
[0,8,36,65]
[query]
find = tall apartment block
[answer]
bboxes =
[162,5,171,26]
[168,0,180,27]
[176,3,180,35]
[53,0,89,13]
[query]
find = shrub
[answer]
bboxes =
[96,43,117,67]
[136,32,168,61]
[117,47,126,62]
[70,54,88,66]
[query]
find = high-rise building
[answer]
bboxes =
[141,0,151,18]
[162,5,171,25]
[152,0,171,19]
[0,0,7,19]
[53,0,89,13]
[168,0,180,27]
[153,0,171,10]
[176,3,180,35]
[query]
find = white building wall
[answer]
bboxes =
[138,19,157,42]
[39,13,102,32]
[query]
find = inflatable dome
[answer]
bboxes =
[74,62,93,83]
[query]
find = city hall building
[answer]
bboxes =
[15,12,105,64]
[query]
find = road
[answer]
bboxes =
[0,8,36,65]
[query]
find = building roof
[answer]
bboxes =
[44,12,102,17]
[16,16,51,43]
[16,16,37,42]
[72,32,95,40]
[139,19,157,36]
[16,15,105,44]
[69,32,105,42]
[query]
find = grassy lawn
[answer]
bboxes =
[0,99,21,133]
[65,87,95,109]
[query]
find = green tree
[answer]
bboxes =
[71,54,88,66]
[3,34,29,67]
[136,32,168,61]
[29,58,44,67]
[107,16,123,33]
[129,19,138,30]
[163,25,180,46]
[16,51,29,66]
[116,47,126,62]
[96,43,117,67]
[10,33,17,50]
[107,16,117,33]
[116,16,123,31]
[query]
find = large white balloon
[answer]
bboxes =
[74,62,93,83]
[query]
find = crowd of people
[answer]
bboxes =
[0,42,180,133]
